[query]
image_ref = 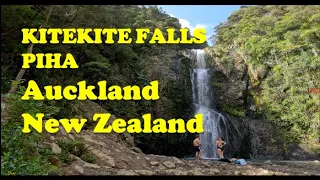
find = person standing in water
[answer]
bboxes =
[193,135,202,161]
[216,137,226,159]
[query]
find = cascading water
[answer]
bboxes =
[190,49,230,159]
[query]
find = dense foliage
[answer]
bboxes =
[1,87,59,175]
[1,5,207,162]
[208,5,320,154]
[2,6,319,172]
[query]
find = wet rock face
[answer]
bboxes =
[206,61,318,161]
[209,62,248,111]
[248,118,284,160]
[197,65,252,159]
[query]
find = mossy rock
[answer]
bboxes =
[221,104,246,117]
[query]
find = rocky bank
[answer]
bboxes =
[43,100,320,176]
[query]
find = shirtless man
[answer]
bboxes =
[193,135,201,161]
[216,137,226,159]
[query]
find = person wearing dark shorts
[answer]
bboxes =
[193,135,201,161]
[216,137,226,159]
[217,146,224,152]
[194,146,201,152]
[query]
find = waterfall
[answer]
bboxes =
[190,49,231,159]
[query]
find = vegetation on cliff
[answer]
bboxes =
[2,5,319,175]
[207,5,320,155]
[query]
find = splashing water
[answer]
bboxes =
[190,49,230,159]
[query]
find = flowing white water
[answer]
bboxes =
[190,49,229,159]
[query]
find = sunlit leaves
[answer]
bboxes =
[208,5,320,148]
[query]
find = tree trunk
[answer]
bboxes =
[1,6,53,123]
[8,5,53,94]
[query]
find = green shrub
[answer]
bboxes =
[1,84,61,175]
[6,85,60,122]
[58,150,74,165]
[57,139,96,164]
[1,122,58,175]
[81,152,97,164]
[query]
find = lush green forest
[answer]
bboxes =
[207,5,320,155]
[1,5,319,175]
[1,5,207,175]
